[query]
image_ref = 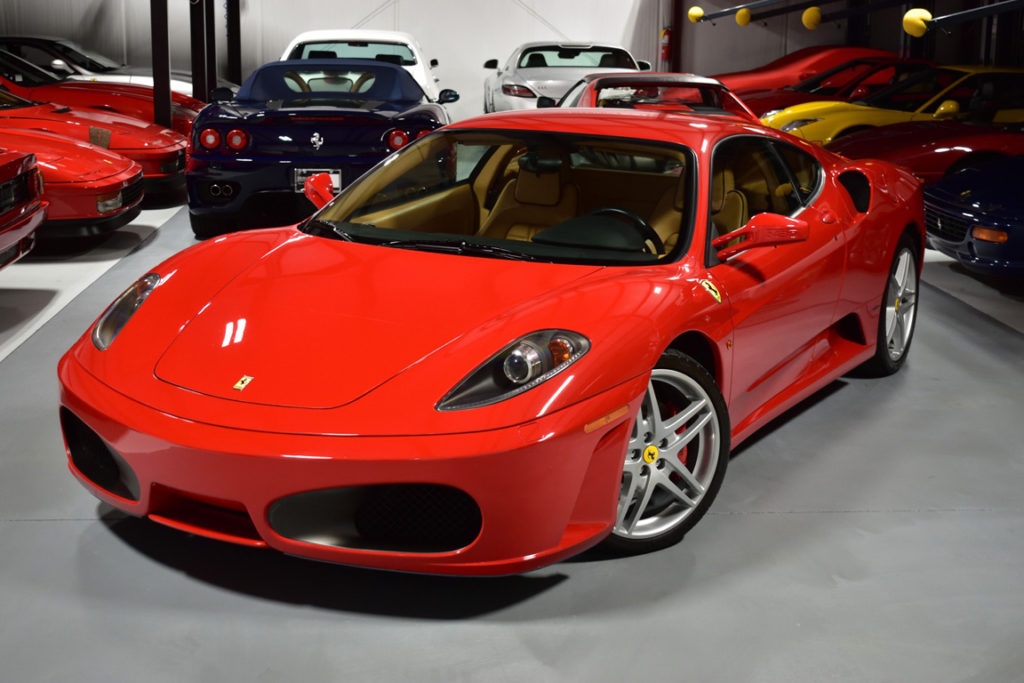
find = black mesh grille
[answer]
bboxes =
[0,172,31,216]
[121,176,145,208]
[354,484,482,551]
[926,207,969,242]
[60,408,140,501]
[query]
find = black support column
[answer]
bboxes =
[150,0,171,127]
[204,0,217,95]
[226,0,242,84]
[189,0,208,102]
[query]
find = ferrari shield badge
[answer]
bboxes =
[233,375,254,391]
[699,279,722,303]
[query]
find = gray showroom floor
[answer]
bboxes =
[1,209,1023,682]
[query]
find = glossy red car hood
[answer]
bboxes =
[154,235,601,409]
[825,121,1002,160]
[0,129,137,182]
[0,103,183,150]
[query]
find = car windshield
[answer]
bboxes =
[794,60,880,95]
[592,81,738,115]
[302,129,695,266]
[237,62,425,107]
[0,49,64,85]
[289,41,417,66]
[862,67,964,111]
[518,46,636,70]
[53,40,121,72]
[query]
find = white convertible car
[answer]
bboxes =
[281,29,443,101]
[483,42,650,113]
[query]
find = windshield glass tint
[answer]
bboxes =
[304,130,694,266]
[0,50,62,85]
[238,63,425,104]
[55,41,120,72]
[519,47,636,70]
[292,41,417,65]
[863,68,964,112]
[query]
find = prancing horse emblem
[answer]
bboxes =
[311,132,324,151]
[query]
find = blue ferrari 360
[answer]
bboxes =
[186,58,458,238]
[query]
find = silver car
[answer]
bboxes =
[483,42,650,113]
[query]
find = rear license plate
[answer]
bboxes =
[294,168,341,193]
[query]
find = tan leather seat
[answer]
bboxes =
[710,167,748,238]
[478,161,578,241]
[648,177,687,252]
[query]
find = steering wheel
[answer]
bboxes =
[588,207,665,254]
[283,71,310,92]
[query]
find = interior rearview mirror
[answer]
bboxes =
[712,213,809,260]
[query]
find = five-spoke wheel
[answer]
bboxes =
[861,236,920,376]
[604,350,728,553]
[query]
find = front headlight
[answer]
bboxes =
[92,273,160,350]
[437,329,590,411]
[781,118,821,132]
[761,109,782,119]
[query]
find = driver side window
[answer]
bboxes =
[710,137,798,239]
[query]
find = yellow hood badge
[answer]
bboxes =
[699,279,722,303]
[233,375,254,391]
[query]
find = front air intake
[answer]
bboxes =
[60,408,140,501]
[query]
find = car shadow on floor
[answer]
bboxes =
[0,287,56,337]
[98,506,567,619]
[26,226,158,262]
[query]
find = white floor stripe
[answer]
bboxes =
[0,206,180,363]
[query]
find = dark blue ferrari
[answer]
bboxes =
[186,58,458,238]
[925,155,1024,278]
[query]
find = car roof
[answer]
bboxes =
[285,29,422,48]
[513,41,630,51]
[450,108,776,146]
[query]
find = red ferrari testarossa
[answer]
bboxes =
[59,108,924,575]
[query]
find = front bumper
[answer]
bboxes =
[0,198,45,268]
[59,353,644,575]
[925,200,1024,276]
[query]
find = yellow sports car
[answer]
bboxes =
[761,66,1024,145]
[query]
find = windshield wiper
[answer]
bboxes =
[304,218,354,241]
[384,239,534,261]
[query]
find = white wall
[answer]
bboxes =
[0,0,669,122]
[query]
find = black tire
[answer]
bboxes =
[602,349,730,555]
[859,235,920,376]
[189,212,227,240]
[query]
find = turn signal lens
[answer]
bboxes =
[548,335,575,365]
[199,128,220,149]
[386,129,410,151]
[225,129,249,151]
[971,226,1008,243]
[96,190,123,214]
[501,84,535,98]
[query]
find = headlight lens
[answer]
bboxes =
[437,329,590,411]
[92,273,160,350]
[761,109,781,119]
[781,118,821,132]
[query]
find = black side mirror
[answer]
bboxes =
[483,59,498,69]
[536,96,557,108]
[438,89,460,104]
[430,58,439,68]
[637,60,652,71]
[209,86,234,102]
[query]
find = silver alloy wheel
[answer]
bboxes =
[884,248,918,361]
[614,368,721,540]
